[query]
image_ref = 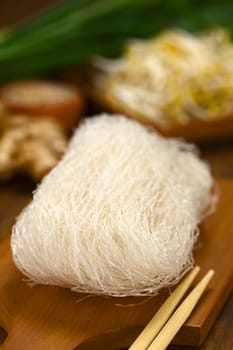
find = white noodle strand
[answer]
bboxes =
[11,114,214,296]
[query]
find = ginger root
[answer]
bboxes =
[0,110,67,181]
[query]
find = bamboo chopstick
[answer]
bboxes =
[129,266,200,350]
[147,269,214,350]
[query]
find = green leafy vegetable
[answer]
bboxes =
[0,0,232,81]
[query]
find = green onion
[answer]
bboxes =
[0,0,232,81]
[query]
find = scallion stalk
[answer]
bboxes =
[0,0,232,81]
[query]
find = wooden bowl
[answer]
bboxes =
[63,66,233,143]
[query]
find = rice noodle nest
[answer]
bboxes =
[11,114,215,297]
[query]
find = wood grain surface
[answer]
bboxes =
[0,177,232,350]
[168,292,233,350]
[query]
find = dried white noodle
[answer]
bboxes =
[11,114,215,296]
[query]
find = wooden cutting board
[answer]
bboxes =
[0,178,233,350]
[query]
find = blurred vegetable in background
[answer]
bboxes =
[93,28,233,124]
[0,0,232,81]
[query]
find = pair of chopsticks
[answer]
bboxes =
[129,266,214,350]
